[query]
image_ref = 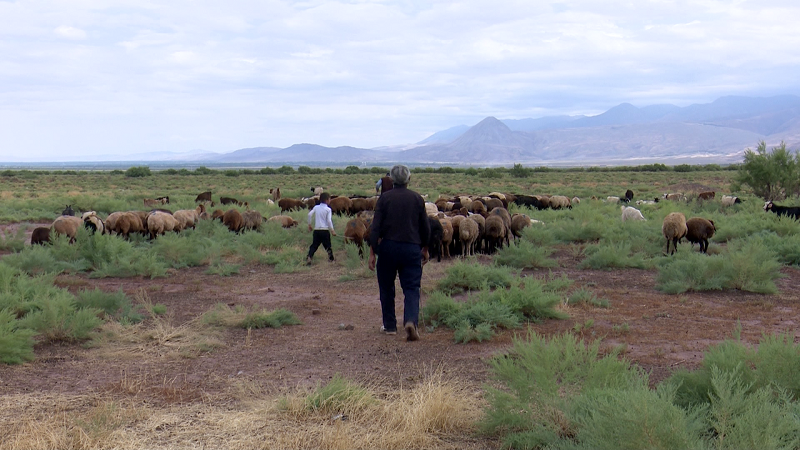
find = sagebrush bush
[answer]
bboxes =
[435,261,515,294]
[75,288,143,323]
[579,242,651,270]
[201,304,301,329]
[303,374,376,414]
[494,239,557,269]
[0,309,37,364]
[17,294,103,342]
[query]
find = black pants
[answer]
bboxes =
[307,230,334,261]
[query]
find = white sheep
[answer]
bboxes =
[549,195,572,210]
[662,212,688,255]
[458,216,480,257]
[621,206,646,222]
[721,195,742,207]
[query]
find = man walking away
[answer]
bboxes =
[375,172,393,195]
[368,165,430,341]
[307,192,336,264]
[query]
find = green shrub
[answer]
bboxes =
[202,304,301,329]
[435,261,515,294]
[304,374,375,413]
[453,321,494,343]
[124,166,152,178]
[0,309,37,364]
[0,225,27,252]
[568,287,610,308]
[17,294,103,342]
[579,242,651,270]
[494,239,557,269]
[75,288,143,323]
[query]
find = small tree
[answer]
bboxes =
[510,163,531,178]
[733,141,800,200]
[124,166,151,177]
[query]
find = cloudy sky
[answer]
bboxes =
[1,0,799,161]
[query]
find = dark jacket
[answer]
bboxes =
[369,184,430,249]
[379,176,393,194]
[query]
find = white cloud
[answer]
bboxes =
[0,0,799,160]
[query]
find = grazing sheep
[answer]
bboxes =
[279,198,306,212]
[425,202,439,217]
[82,211,105,235]
[686,217,716,253]
[571,196,581,206]
[427,217,444,262]
[52,215,83,243]
[514,194,548,210]
[143,198,158,207]
[459,216,480,257]
[697,191,715,201]
[210,209,225,221]
[439,217,454,259]
[764,201,800,220]
[173,205,204,231]
[270,187,281,202]
[484,198,504,211]
[195,191,212,203]
[242,210,264,232]
[484,214,507,254]
[469,213,486,253]
[550,195,572,210]
[606,196,621,203]
[267,215,299,228]
[329,196,353,216]
[343,216,372,257]
[155,196,170,205]
[624,189,634,202]
[510,213,532,238]
[222,209,245,233]
[31,227,51,245]
[635,199,657,205]
[662,212,688,255]
[350,197,375,215]
[663,192,685,202]
[721,195,742,207]
[312,186,324,196]
[62,205,75,216]
[105,211,145,239]
[146,211,179,239]
[621,206,646,222]
[220,196,244,206]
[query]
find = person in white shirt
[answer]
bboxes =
[306,192,337,264]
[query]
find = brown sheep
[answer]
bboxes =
[471,199,487,216]
[510,213,532,239]
[146,211,179,239]
[350,197,376,215]
[484,214,507,254]
[173,205,203,231]
[439,216,454,259]
[210,209,225,221]
[685,217,716,253]
[328,196,353,216]
[31,227,51,245]
[279,198,305,212]
[106,211,145,239]
[143,198,158,207]
[469,213,486,253]
[459,216,480,257]
[485,198,504,211]
[662,212,688,255]
[221,196,244,206]
[343,216,372,257]
[267,215,299,228]
[697,191,716,201]
[270,187,281,202]
[52,215,83,243]
[222,209,245,233]
[195,191,212,203]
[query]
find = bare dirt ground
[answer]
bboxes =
[1,222,799,448]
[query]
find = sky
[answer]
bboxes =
[2,0,800,161]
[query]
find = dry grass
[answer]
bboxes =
[0,368,492,450]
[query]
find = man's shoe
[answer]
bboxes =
[380,326,397,335]
[306,256,312,266]
[405,322,419,341]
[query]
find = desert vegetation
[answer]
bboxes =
[1,159,800,449]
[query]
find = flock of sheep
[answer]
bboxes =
[30,186,797,262]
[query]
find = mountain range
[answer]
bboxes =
[126,95,800,166]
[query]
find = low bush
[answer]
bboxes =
[494,239,557,269]
[201,304,301,329]
[0,309,37,364]
[435,261,515,294]
[75,288,143,323]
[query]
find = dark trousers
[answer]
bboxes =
[308,230,334,261]
[376,239,423,331]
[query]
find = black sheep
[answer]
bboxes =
[427,217,444,262]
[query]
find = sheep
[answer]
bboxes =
[242,210,264,232]
[155,196,170,204]
[764,201,800,220]
[343,216,372,257]
[270,187,281,202]
[52,215,83,242]
[663,192,685,202]
[146,210,179,239]
[279,198,305,212]
[173,204,204,231]
[606,196,621,203]
[62,205,75,216]
[571,196,581,206]
[311,186,324,196]
[210,209,225,221]
[222,209,245,233]
[471,199,487,215]
[635,199,657,205]
[459,216,480,257]
[31,227,51,245]
[721,195,742,207]
[105,211,145,239]
[621,206,646,222]
[510,213,532,239]
[82,211,105,235]
[550,195,572,210]
[220,196,244,206]
[469,213,486,253]
[685,217,716,253]
[484,197,504,211]
[425,202,439,217]
[350,197,375,215]
[662,212,688,255]
[267,215,299,228]
[697,191,715,201]
[624,189,634,202]
[427,216,444,262]
[329,196,353,216]
[439,217,454,259]
[484,214,507,254]
[143,198,158,207]
[195,191,212,203]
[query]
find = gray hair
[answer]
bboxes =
[390,164,411,185]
